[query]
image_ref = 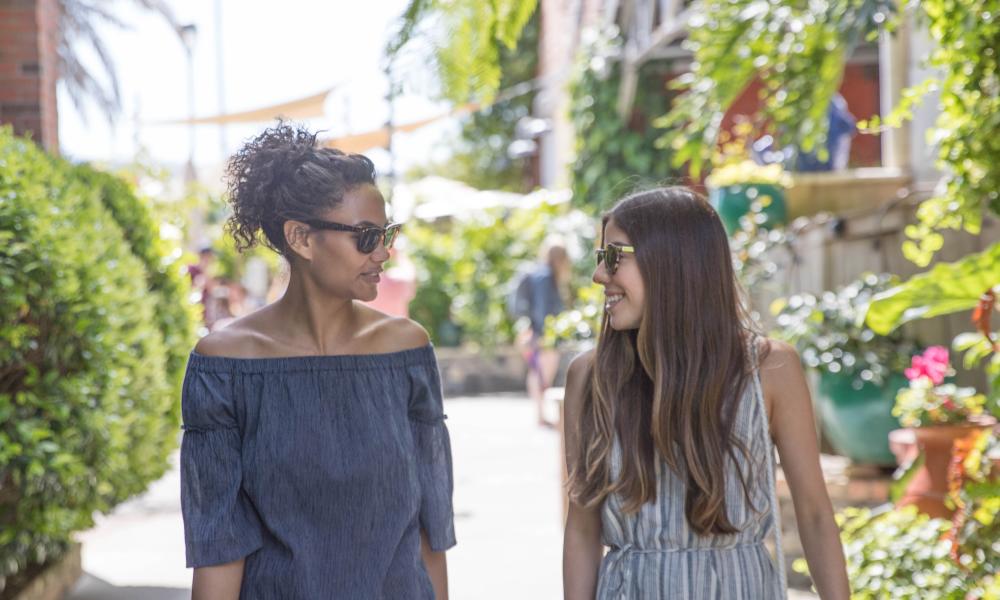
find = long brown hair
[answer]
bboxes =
[569,187,762,535]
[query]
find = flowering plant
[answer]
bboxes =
[705,122,793,188]
[705,160,792,188]
[893,346,987,427]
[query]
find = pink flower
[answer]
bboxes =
[905,346,950,385]
[924,346,950,368]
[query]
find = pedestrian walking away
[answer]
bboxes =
[510,238,572,428]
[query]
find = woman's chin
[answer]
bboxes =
[608,313,639,331]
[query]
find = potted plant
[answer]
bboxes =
[892,346,994,518]
[706,123,791,235]
[772,273,919,465]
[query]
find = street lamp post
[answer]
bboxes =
[177,23,198,185]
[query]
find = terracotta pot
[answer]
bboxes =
[896,420,996,518]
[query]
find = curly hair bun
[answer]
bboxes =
[224,121,376,255]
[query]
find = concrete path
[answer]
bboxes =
[68,394,817,599]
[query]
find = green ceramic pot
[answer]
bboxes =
[708,183,788,235]
[814,370,906,466]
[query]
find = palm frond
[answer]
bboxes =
[57,0,180,123]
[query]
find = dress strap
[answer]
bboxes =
[750,336,788,598]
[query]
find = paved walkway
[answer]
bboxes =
[69,394,817,599]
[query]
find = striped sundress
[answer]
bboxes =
[595,348,787,599]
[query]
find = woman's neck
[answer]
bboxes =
[271,268,359,354]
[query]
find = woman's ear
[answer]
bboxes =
[284,220,313,262]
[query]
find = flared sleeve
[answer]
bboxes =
[179,357,264,568]
[407,357,457,552]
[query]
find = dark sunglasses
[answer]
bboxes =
[595,243,635,275]
[304,219,402,254]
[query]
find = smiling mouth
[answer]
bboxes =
[361,269,382,281]
[605,293,624,310]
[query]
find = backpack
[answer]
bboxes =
[507,270,534,319]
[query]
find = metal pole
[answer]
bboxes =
[384,60,396,200]
[186,45,196,183]
[177,23,198,185]
[214,0,227,160]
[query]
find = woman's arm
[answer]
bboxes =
[421,530,449,599]
[192,559,245,600]
[761,339,850,600]
[562,351,604,600]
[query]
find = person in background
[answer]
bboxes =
[514,239,572,428]
[185,246,217,326]
[206,279,249,332]
[563,187,849,599]
[186,246,216,291]
[181,122,455,600]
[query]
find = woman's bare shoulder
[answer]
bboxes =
[756,337,809,421]
[193,309,277,358]
[359,306,431,354]
[757,337,802,378]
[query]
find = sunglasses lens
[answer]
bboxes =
[606,246,619,274]
[358,229,380,253]
[385,225,400,250]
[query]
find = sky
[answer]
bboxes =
[57,0,457,187]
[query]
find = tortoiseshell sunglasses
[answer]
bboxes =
[595,243,635,275]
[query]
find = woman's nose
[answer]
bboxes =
[371,244,391,263]
[592,262,609,285]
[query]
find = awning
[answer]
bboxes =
[321,103,479,153]
[149,87,336,125]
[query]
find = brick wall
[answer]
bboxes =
[0,0,59,152]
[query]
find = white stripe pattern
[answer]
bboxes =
[595,343,787,599]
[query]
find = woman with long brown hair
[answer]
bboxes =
[562,187,849,599]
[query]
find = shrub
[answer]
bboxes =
[795,506,966,599]
[771,273,919,388]
[0,128,196,591]
[70,165,198,399]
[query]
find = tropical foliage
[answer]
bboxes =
[58,0,179,121]
[569,29,681,212]
[386,0,538,103]
[657,0,893,177]
[867,246,1000,415]
[658,0,1000,268]
[405,13,540,192]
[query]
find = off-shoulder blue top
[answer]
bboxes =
[179,344,456,599]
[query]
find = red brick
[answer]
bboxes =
[0,0,56,150]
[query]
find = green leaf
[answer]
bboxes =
[865,241,1000,335]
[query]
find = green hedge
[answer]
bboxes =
[70,165,198,400]
[0,128,196,590]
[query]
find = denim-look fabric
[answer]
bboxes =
[526,265,565,337]
[180,344,456,599]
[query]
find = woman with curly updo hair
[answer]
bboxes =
[179,122,455,599]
